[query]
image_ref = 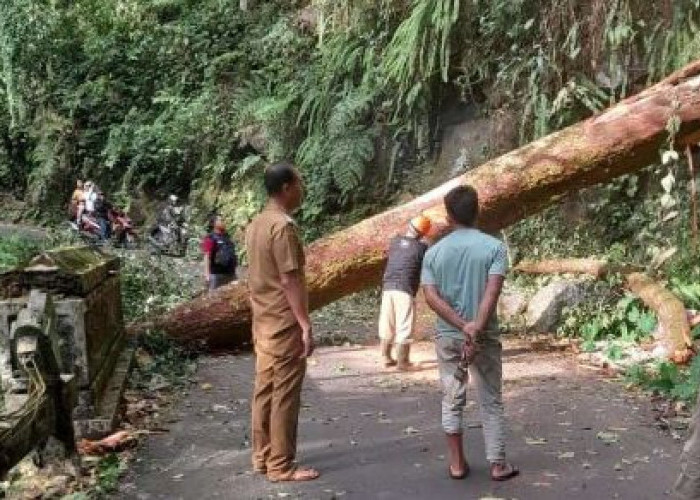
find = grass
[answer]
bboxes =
[0,235,41,271]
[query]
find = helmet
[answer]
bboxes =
[409,215,432,236]
[168,194,178,204]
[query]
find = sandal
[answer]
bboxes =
[268,467,320,483]
[490,462,519,482]
[448,463,470,480]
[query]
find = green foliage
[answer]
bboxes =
[0,235,39,271]
[625,355,700,403]
[119,252,201,322]
[0,229,79,271]
[130,329,197,391]
[2,0,700,232]
[95,453,127,494]
[559,293,656,352]
[672,279,700,310]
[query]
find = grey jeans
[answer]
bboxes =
[436,334,506,462]
[674,391,700,499]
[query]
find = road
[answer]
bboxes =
[117,338,685,500]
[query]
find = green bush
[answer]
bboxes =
[0,235,40,271]
[130,329,197,391]
[559,293,657,352]
[625,355,700,403]
[119,252,201,322]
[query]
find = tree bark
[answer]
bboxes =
[136,59,700,349]
[514,258,694,363]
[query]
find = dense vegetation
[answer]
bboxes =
[2,0,700,399]
[2,0,700,234]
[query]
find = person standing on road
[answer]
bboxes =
[421,185,519,482]
[245,162,320,483]
[378,215,431,370]
[201,215,237,291]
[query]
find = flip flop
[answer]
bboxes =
[268,467,320,483]
[490,462,519,482]
[448,464,470,480]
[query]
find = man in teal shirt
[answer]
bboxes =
[421,185,519,482]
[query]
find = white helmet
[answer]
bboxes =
[168,194,178,204]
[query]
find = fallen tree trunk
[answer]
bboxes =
[514,258,694,363]
[138,59,700,348]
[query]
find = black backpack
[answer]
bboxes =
[210,233,237,273]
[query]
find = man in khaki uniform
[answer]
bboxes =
[245,163,319,483]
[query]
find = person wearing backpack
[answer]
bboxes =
[202,215,238,291]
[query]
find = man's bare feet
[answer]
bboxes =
[268,467,320,482]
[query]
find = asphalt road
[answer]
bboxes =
[117,338,685,500]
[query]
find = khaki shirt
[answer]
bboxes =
[245,204,308,355]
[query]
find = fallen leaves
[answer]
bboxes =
[596,431,620,444]
[525,437,548,445]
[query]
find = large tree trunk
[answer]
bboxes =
[137,60,700,348]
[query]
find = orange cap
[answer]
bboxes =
[409,215,432,236]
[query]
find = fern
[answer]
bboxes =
[381,0,461,113]
[328,127,376,197]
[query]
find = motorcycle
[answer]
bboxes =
[109,208,138,249]
[68,213,105,245]
[147,217,188,257]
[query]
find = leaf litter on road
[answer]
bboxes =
[525,437,548,445]
[597,431,620,444]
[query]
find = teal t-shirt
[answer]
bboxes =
[420,227,508,340]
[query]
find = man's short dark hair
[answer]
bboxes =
[444,185,479,227]
[264,162,297,195]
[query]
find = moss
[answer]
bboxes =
[29,246,116,274]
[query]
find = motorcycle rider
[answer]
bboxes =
[201,214,237,291]
[76,181,95,226]
[69,179,84,221]
[150,194,185,243]
[93,190,112,241]
[84,181,98,213]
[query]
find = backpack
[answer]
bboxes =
[210,233,237,273]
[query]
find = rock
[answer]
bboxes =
[237,124,268,154]
[44,474,71,498]
[498,289,528,323]
[526,280,586,333]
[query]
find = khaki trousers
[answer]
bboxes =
[378,290,416,345]
[251,330,306,478]
[674,391,700,499]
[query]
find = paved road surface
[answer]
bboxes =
[118,339,684,500]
